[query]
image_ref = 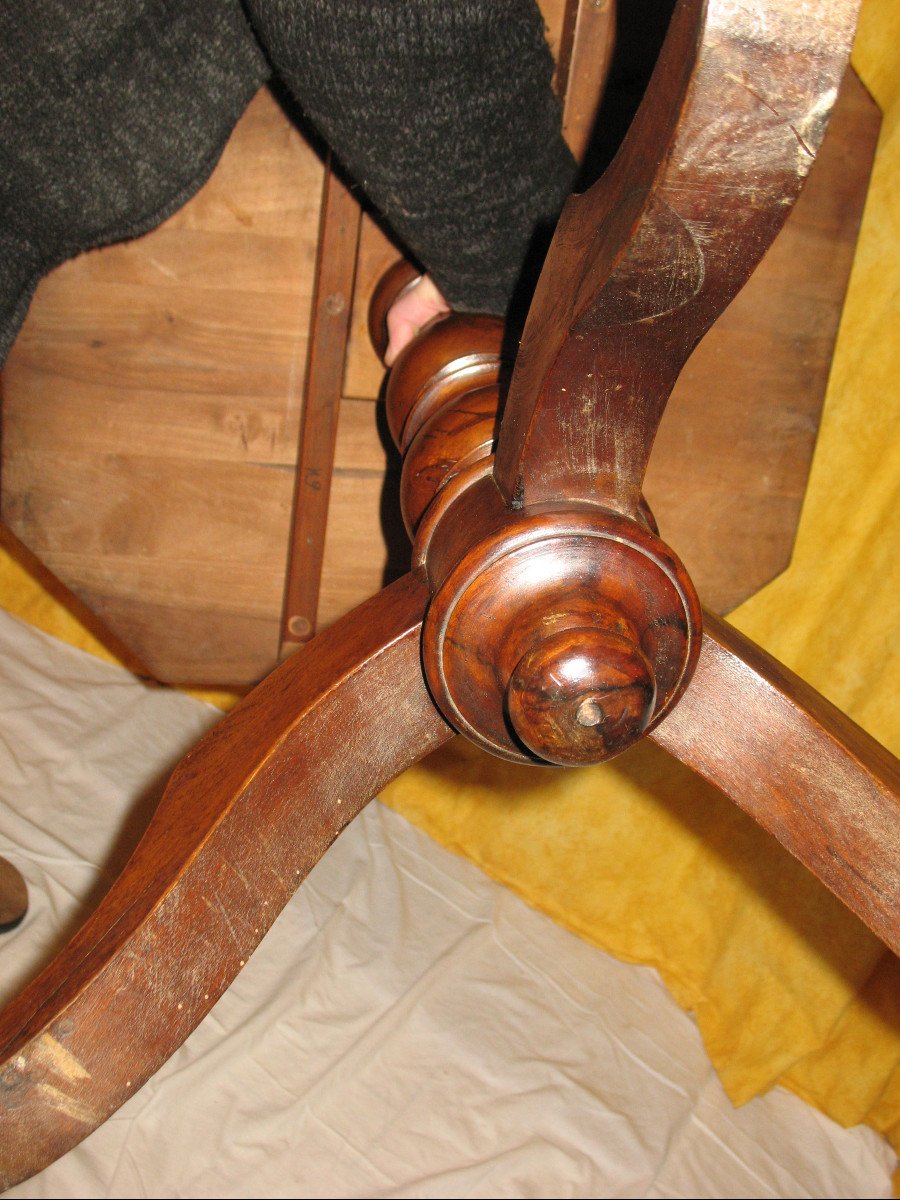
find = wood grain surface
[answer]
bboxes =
[0,571,452,1191]
[0,4,894,1190]
[280,164,361,651]
[494,0,860,516]
[2,88,320,684]
[651,611,900,956]
[0,6,879,685]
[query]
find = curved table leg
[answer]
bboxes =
[650,610,900,955]
[0,569,453,1191]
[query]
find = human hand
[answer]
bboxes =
[384,274,450,366]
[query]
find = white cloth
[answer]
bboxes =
[0,611,894,1198]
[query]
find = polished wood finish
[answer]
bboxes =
[378,298,702,766]
[314,62,883,616]
[400,383,500,535]
[0,571,452,1191]
[384,314,506,452]
[0,0,895,1189]
[650,611,900,957]
[418,478,701,765]
[367,258,420,363]
[363,0,897,934]
[495,0,859,516]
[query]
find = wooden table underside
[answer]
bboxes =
[0,9,880,687]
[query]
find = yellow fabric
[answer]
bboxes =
[0,527,242,711]
[0,0,896,1169]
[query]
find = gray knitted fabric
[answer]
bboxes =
[0,0,575,362]
[0,0,267,362]
[245,0,576,314]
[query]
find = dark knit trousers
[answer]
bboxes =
[0,0,575,362]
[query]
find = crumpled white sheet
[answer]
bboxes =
[0,610,894,1199]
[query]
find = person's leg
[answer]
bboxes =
[243,0,576,318]
[0,0,268,362]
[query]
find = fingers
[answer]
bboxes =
[385,274,450,366]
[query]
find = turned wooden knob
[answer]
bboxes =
[384,312,505,450]
[368,264,699,769]
[507,628,657,766]
[418,476,701,766]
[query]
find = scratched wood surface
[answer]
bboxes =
[0,571,453,1190]
[343,69,878,599]
[645,67,879,608]
[0,5,879,685]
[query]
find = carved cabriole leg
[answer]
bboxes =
[0,573,453,1191]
